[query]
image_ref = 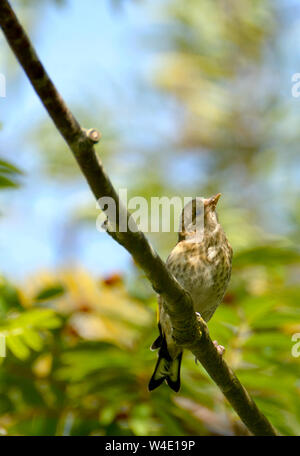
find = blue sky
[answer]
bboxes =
[0,0,156,279]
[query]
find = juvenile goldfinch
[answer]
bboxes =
[149,194,232,392]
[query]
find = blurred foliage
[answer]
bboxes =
[0,158,23,190]
[155,0,276,158]
[150,0,299,236]
[0,245,300,436]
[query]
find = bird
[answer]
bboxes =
[148,194,233,392]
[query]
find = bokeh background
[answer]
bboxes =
[0,0,300,436]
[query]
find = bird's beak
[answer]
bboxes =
[206,193,221,209]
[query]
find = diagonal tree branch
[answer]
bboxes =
[0,0,277,436]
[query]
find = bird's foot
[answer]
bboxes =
[213,340,225,356]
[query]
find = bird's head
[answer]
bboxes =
[178,193,221,241]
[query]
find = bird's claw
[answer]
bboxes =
[195,340,225,363]
[213,340,225,356]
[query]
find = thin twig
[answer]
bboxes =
[0,0,277,436]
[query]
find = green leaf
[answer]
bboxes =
[0,175,19,188]
[6,335,31,360]
[21,329,43,351]
[34,284,65,301]
[0,159,23,175]
[0,159,23,190]
[0,309,61,359]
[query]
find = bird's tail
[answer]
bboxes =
[148,330,182,393]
